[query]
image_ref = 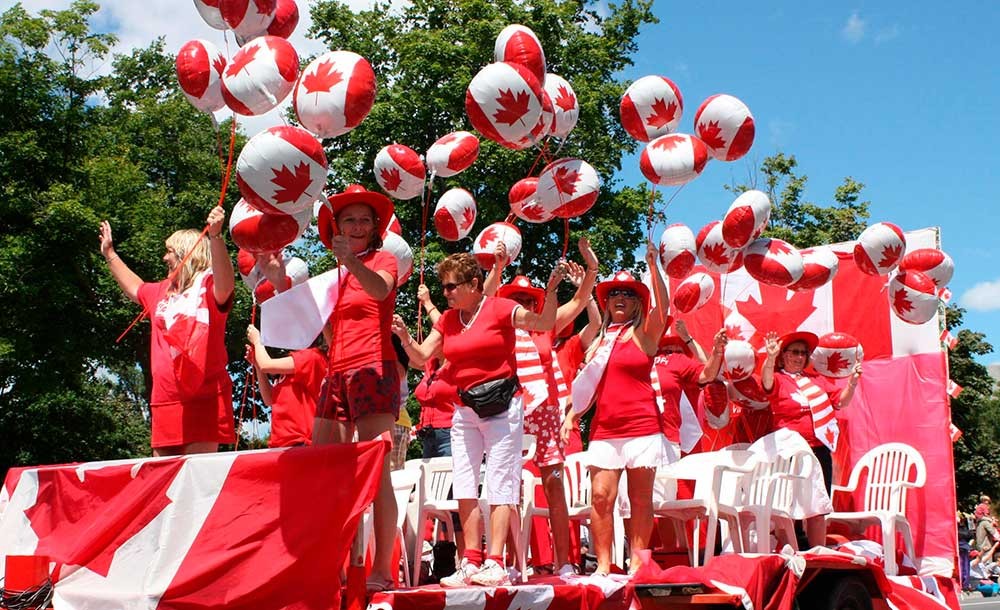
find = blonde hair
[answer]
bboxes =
[166,229,211,293]
[584,302,645,363]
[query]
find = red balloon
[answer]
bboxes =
[176,39,227,114]
[266,0,298,38]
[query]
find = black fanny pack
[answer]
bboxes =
[459,376,519,419]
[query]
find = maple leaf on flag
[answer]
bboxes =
[460,206,475,230]
[301,60,343,94]
[727,365,748,380]
[553,166,579,196]
[651,134,684,151]
[825,428,837,444]
[825,351,850,376]
[893,287,914,314]
[212,54,226,75]
[226,45,259,78]
[646,98,678,129]
[701,242,732,267]
[493,88,531,126]
[699,120,727,149]
[555,85,577,111]
[271,161,313,204]
[521,387,538,409]
[725,324,746,341]
[380,167,402,192]
[878,244,903,269]
[735,283,817,345]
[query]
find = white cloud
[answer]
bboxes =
[768,119,794,147]
[875,24,901,44]
[960,278,1000,312]
[841,11,866,44]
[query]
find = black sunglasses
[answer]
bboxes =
[608,288,637,298]
[442,279,472,292]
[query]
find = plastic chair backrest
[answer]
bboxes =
[391,468,421,530]
[563,452,591,508]
[742,449,810,512]
[418,456,455,503]
[850,442,927,513]
[522,434,537,465]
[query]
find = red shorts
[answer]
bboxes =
[524,402,564,468]
[151,388,236,449]
[315,360,400,422]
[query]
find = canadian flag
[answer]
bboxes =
[939,329,958,350]
[0,441,387,609]
[949,423,963,443]
[947,379,963,398]
[156,271,212,395]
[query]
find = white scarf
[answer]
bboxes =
[571,323,629,415]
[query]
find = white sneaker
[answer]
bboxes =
[470,559,511,586]
[557,563,578,577]
[440,559,480,588]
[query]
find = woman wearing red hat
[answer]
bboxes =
[313,184,400,592]
[761,330,862,547]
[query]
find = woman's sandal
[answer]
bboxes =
[366,575,395,593]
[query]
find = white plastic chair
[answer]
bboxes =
[825,442,927,575]
[390,468,421,586]
[406,456,457,582]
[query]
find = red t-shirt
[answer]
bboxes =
[766,370,844,447]
[554,334,585,385]
[268,348,326,448]
[434,296,520,391]
[137,275,232,405]
[327,250,397,372]
[414,360,458,429]
[653,351,704,443]
[590,338,662,441]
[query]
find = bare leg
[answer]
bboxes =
[625,467,655,572]
[540,463,571,567]
[589,467,622,574]
[805,515,826,548]
[357,413,398,583]
[152,445,182,457]
[181,441,219,455]
[487,504,514,557]
[312,416,354,445]
[458,498,483,554]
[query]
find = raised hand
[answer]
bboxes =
[390,313,410,337]
[494,241,509,269]
[764,331,781,361]
[206,206,225,238]
[565,260,585,288]
[417,283,431,305]
[578,236,598,271]
[99,220,114,257]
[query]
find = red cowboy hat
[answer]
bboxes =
[317,184,395,249]
[657,317,694,356]
[497,275,545,313]
[779,331,819,353]
[595,270,650,313]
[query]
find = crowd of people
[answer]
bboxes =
[100,187,867,592]
[958,495,1000,594]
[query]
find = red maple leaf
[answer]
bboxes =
[520,203,547,221]
[270,161,313,204]
[701,242,732,267]
[726,365,748,380]
[735,282,817,344]
[555,85,576,111]
[301,60,343,94]
[484,587,518,610]
[825,428,837,444]
[893,287,913,314]
[725,323,745,340]
[212,54,226,76]
[553,166,579,196]
[477,228,497,248]
[521,386,538,408]
[699,120,727,149]
[460,206,475,230]
[646,98,678,129]
[878,243,903,270]
[771,240,793,255]
[225,44,259,77]
[825,351,850,375]
[380,167,402,192]
[493,88,531,126]
[651,134,683,151]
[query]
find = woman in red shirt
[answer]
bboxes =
[99,206,236,456]
[313,184,400,592]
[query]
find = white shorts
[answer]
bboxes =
[615,440,681,519]
[588,433,674,471]
[450,395,524,506]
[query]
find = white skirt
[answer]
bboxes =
[588,433,675,470]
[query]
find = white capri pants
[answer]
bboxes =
[450,395,524,506]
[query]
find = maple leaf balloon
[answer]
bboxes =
[176,39,227,114]
[620,75,684,141]
[271,161,313,204]
[695,220,744,274]
[639,133,709,186]
[266,0,299,38]
[236,126,327,215]
[300,60,343,94]
[646,98,679,130]
[889,269,938,325]
[494,24,547,84]
[220,36,298,116]
[473,222,522,270]
[373,143,425,200]
[658,223,697,279]
[543,73,579,139]
[194,0,228,29]
[694,94,755,161]
[788,246,839,292]
[854,222,906,276]
[723,340,756,381]
[294,51,376,139]
[220,0,277,41]
[465,62,543,146]
[433,188,477,241]
[899,248,954,288]
[535,158,600,219]
[722,189,771,249]
[493,88,531,126]
[673,272,714,313]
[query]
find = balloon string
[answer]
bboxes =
[115,117,239,344]
[561,217,571,259]
[417,174,434,342]
[527,139,552,177]
[645,183,658,243]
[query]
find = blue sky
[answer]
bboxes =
[615,1,999,365]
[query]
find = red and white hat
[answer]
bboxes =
[535,158,601,219]
[696,220,744,274]
[723,340,756,381]
[465,62,543,146]
[498,275,545,313]
[595,270,650,313]
[220,0,276,41]
[722,190,770,249]
[508,177,554,224]
[729,376,769,410]
[672,272,714,314]
[639,133,709,186]
[433,188,477,241]
[266,0,298,38]
[780,331,819,353]
[620,75,683,142]
[175,39,227,114]
[703,380,731,422]
[788,246,839,292]
[220,35,298,116]
[236,125,328,216]
[494,24,547,84]
[426,131,479,178]
[658,223,697,279]
[743,238,804,287]
[543,73,579,139]
[373,144,425,200]
[473,222,522,270]
[228,198,310,254]
[316,184,395,250]
[382,230,413,287]
[899,248,954,288]
[812,332,863,378]
[694,94,755,162]
[194,0,228,30]
[854,222,906,276]
[889,269,939,325]
[293,51,377,139]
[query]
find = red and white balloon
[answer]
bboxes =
[723,340,756,381]
[703,381,731,423]
[504,89,553,150]
[237,248,262,288]
[374,144,425,200]
[433,188,477,241]
[722,190,770,249]
[696,220,744,274]
[658,223,697,279]
[694,94,755,161]
[673,272,714,313]
[229,198,311,253]
[788,246,839,292]
[639,133,709,186]
[729,377,769,410]
[255,256,309,303]
[266,0,298,38]
[620,75,684,142]
[743,238,804,287]
[220,36,298,116]
[473,222,522,270]
[812,332,863,378]
[426,131,479,178]
[900,248,954,288]
[544,73,579,139]
[493,24,546,85]
[508,177,553,224]
[382,231,414,287]
[220,0,276,42]
[294,51,377,139]
[889,269,939,325]
[236,126,328,216]
[854,222,906,276]
[193,0,228,30]
[534,158,601,219]
[176,39,227,114]
[465,62,543,146]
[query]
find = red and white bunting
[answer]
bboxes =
[175,40,227,114]
[293,51,377,139]
[433,188,477,242]
[220,35,298,116]
[620,75,684,142]
[694,94,756,161]
[947,379,963,398]
[235,125,328,216]
[373,144,425,200]
[639,133,709,186]
[939,329,958,350]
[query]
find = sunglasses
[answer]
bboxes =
[442,279,472,292]
[608,289,637,298]
[784,349,810,356]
